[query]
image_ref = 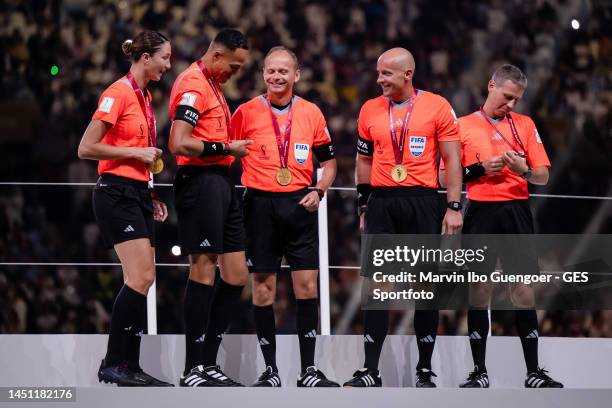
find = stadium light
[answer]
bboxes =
[571,19,580,30]
[171,245,181,256]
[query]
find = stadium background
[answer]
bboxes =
[0,0,610,339]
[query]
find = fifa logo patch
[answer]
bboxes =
[409,136,426,158]
[294,143,309,164]
[99,97,115,113]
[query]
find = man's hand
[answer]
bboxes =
[501,151,528,175]
[441,208,463,235]
[152,198,168,222]
[482,155,506,175]
[299,191,320,212]
[228,140,253,158]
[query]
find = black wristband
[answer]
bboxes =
[463,162,485,182]
[200,141,226,157]
[356,183,372,207]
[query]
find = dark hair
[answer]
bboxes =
[212,28,249,51]
[492,64,528,89]
[122,30,169,62]
[265,46,300,69]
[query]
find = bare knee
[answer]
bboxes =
[189,254,218,285]
[127,265,156,294]
[469,282,492,308]
[252,274,276,306]
[293,275,318,299]
[510,284,535,308]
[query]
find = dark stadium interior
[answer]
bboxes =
[0,0,610,337]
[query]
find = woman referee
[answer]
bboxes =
[78,31,173,386]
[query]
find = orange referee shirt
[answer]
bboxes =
[231,95,332,192]
[169,62,233,167]
[459,111,550,201]
[358,91,459,188]
[92,77,152,182]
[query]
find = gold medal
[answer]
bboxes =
[149,157,164,175]
[276,168,292,186]
[391,164,407,182]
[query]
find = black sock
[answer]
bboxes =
[254,304,277,372]
[105,285,147,366]
[467,309,489,372]
[126,297,147,370]
[183,279,215,374]
[363,309,389,370]
[414,310,438,371]
[515,309,539,373]
[201,279,244,367]
[296,298,318,373]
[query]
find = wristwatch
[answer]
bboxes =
[522,166,532,180]
[447,201,462,211]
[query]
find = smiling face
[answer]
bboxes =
[209,47,249,84]
[144,41,172,81]
[486,79,525,117]
[376,49,414,100]
[263,50,300,98]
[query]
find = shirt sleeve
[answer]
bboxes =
[92,86,125,126]
[357,103,372,141]
[313,107,332,146]
[436,97,460,142]
[524,117,551,168]
[174,81,208,114]
[230,105,245,140]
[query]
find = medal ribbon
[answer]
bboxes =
[389,91,418,165]
[126,71,156,147]
[197,60,231,139]
[479,107,526,156]
[266,95,293,169]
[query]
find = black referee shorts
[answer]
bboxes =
[92,174,154,249]
[463,199,538,275]
[364,186,445,234]
[243,188,318,273]
[174,165,245,255]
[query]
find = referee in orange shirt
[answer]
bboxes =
[168,28,251,386]
[78,31,172,386]
[440,64,563,388]
[231,46,339,387]
[343,48,463,388]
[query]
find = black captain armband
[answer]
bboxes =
[313,142,335,162]
[174,105,200,127]
[463,162,485,182]
[200,141,230,157]
[356,136,373,156]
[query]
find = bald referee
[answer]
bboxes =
[344,48,463,388]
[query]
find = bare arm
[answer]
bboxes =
[77,120,160,164]
[439,140,463,235]
[316,158,337,192]
[299,158,338,212]
[355,153,373,185]
[169,119,253,158]
[355,153,373,233]
[501,151,549,185]
[439,140,462,202]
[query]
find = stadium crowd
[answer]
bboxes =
[0,0,610,337]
